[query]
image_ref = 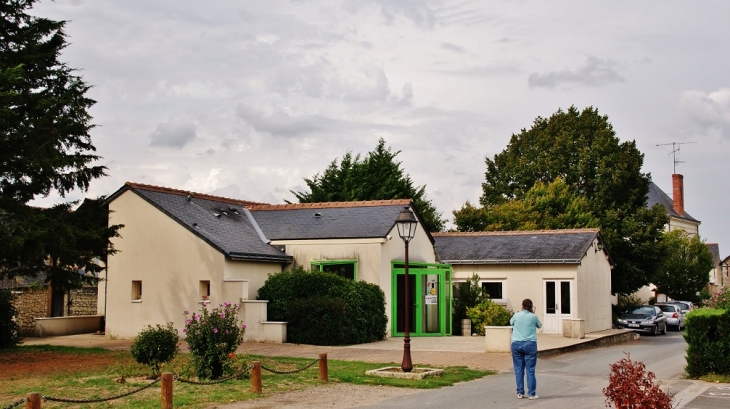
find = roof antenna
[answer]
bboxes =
[656,141,696,173]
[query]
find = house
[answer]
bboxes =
[647,174,700,236]
[706,243,724,294]
[720,255,730,290]
[634,174,702,302]
[103,182,447,340]
[433,229,613,335]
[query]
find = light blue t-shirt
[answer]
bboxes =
[510,309,542,342]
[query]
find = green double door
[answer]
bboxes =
[391,262,451,337]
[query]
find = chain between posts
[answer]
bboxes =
[174,364,254,385]
[42,377,162,404]
[1,397,26,409]
[260,358,320,374]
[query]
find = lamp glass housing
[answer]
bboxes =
[395,207,418,242]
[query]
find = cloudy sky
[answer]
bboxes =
[31,1,730,250]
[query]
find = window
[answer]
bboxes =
[199,280,210,300]
[132,281,142,301]
[311,260,357,280]
[481,282,503,300]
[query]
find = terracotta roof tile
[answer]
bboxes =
[248,199,411,211]
[432,228,599,237]
[125,182,267,207]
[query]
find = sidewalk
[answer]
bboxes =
[21,329,636,374]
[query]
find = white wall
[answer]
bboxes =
[451,239,612,335]
[106,191,283,339]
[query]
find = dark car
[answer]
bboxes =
[616,305,667,335]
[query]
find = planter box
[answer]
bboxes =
[34,315,104,337]
[562,318,585,339]
[484,325,513,353]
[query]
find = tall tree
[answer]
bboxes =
[466,106,668,294]
[1,0,118,290]
[454,178,598,231]
[652,230,713,303]
[292,138,445,232]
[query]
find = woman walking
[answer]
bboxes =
[510,298,542,400]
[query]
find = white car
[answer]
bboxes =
[656,304,685,330]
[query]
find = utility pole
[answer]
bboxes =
[656,142,696,173]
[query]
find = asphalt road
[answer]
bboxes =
[359,330,729,409]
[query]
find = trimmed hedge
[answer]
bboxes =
[257,267,387,345]
[684,308,730,377]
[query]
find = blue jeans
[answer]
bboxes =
[511,340,538,397]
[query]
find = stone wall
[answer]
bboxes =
[10,288,48,335]
[69,287,98,316]
[9,286,99,334]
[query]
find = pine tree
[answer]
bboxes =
[292,138,445,232]
[1,0,118,289]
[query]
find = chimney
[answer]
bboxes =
[672,174,684,216]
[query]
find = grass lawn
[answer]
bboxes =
[0,345,494,408]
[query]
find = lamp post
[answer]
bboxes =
[395,206,418,373]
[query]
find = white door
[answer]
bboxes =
[543,280,573,334]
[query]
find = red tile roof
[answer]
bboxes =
[431,228,600,237]
[125,182,268,207]
[247,199,412,211]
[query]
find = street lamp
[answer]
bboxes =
[395,206,418,373]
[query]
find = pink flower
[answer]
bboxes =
[183,328,187,333]
[220,314,225,318]
[184,310,189,315]
[242,324,247,329]
[213,328,218,333]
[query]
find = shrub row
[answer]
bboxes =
[257,267,387,345]
[684,308,730,377]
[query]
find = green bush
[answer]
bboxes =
[466,299,513,335]
[130,323,179,375]
[184,301,246,379]
[684,308,730,377]
[0,290,22,348]
[452,274,486,335]
[257,267,387,345]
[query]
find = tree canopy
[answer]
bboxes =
[0,0,119,290]
[454,178,598,231]
[292,138,445,232]
[652,230,713,303]
[459,106,668,294]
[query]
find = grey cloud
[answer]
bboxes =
[528,56,624,88]
[343,0,436,28]
[680,88,730,137]
[236,102,321,137]
[441,42,465,53]
[150,117,197,148]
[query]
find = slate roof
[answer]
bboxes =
[706,243,720,266]
[107,183,292,263]
[433,229,602,264]
[647,182,698,222]
[249,200,430,241]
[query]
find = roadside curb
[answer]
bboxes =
[538,331,639,358]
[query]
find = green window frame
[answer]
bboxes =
[310,260,358,280]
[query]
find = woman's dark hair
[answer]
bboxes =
[522,299,533,311]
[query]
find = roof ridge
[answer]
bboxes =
[432,228,599,237]
[248,199,412,211]
[125,182,268,207]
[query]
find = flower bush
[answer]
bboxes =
[183,301,246,379]
[706,285,730,310]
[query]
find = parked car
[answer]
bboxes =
[667,300,694,316]
[656,303,685,330]
[616,305,667,335]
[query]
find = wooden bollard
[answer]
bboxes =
[26,392,41,409]
[251,361,262,394]
[161,372,173,409]
[319,353,328,383]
